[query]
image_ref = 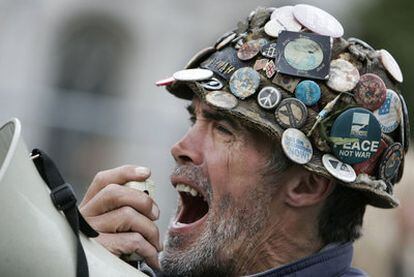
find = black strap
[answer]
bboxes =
[31,149,98,277]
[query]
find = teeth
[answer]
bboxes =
[176,183,199,197]
[190,188,198,197]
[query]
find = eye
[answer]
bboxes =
[215,123,233,136]
[189,115,196,126]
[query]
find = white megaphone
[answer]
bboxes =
[0,118,146,277]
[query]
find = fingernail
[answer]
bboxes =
[135,166,150,176]
[152,204,160,220]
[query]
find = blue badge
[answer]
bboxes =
[295,80,321,106]
[373,89,401,134]
[330,108,382,164]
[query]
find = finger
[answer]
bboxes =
[81,183,159,220]
[95,232,160,270]
[81,165,151,206]
[87,206,162,251]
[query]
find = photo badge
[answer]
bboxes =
[275,31,331,80]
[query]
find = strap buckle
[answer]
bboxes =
[50,183,77,211]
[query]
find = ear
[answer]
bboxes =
[284,166,335,207]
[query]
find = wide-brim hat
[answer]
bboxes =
[162,5,409,209]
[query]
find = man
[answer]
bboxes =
[80,4,408,276]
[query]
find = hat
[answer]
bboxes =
[159,5,409,209]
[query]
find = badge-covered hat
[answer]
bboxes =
[159,5,409,209]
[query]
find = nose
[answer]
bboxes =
[171,126,204,166]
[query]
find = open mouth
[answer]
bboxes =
[173,183,209,228]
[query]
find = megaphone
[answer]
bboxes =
[0,118,146,277]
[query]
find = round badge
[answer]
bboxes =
[281,128,313,164]
[399,94,410,153]
[270,6,302,25]
[330,108,382,165]
[237,40,261,61]
[257,86,282,110]
[378,143,404,181]
[185,47,216,70]
[173,68,214,82]
[353,139,387,176]
[199,77,224,91]
[293,4,344,38]
[354,73,387,111]
[373,89,402,134]
[205,91,238,110]
[295,80,321,106]
[284,37,324,71]
[322,154,356,183]
[379,49,403,83]
[229,67,261,100]
[275,98,308,129]
[265,6,302,38]
[216,32,237,50]
[326,59,360,92]
[260,42,278,59]
[348,37,375,51]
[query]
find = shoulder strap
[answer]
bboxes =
[31,148,99,277]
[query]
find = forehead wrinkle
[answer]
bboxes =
[188,99,243,131]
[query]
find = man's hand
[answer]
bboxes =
[79,165,162,269]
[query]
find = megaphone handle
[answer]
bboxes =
[120,180,155,267]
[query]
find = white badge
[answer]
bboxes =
[173,69,214,82]
[373,89,402,133]
[281,128,313,164]
[322,154,356,183]
[379,49,403,83]
[326,59,360,92]
[293,4,344,38]
[265,6,302,37]
[205,91,238,110]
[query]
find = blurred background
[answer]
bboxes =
[0,0,412,276]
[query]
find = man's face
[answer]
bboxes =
[160,97,289,276]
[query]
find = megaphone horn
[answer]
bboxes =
[0,118,145,277]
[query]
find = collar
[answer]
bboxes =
[249,242,356,277]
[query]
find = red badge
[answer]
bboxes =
[354,73,387,111]
[265,60,277,78]
[353,140,388,176]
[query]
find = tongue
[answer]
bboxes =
[178,192,209,224]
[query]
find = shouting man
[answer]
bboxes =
[80,4,409,276]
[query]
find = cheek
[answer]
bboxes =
[205,139,266,198]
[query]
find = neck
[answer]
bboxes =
[234,208,324,276]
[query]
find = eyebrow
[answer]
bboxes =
[186,104,241,131]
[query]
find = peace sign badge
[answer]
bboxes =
[257,87,282,110]
[275,98,308,129]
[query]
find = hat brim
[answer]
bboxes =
[167,80,400,209]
